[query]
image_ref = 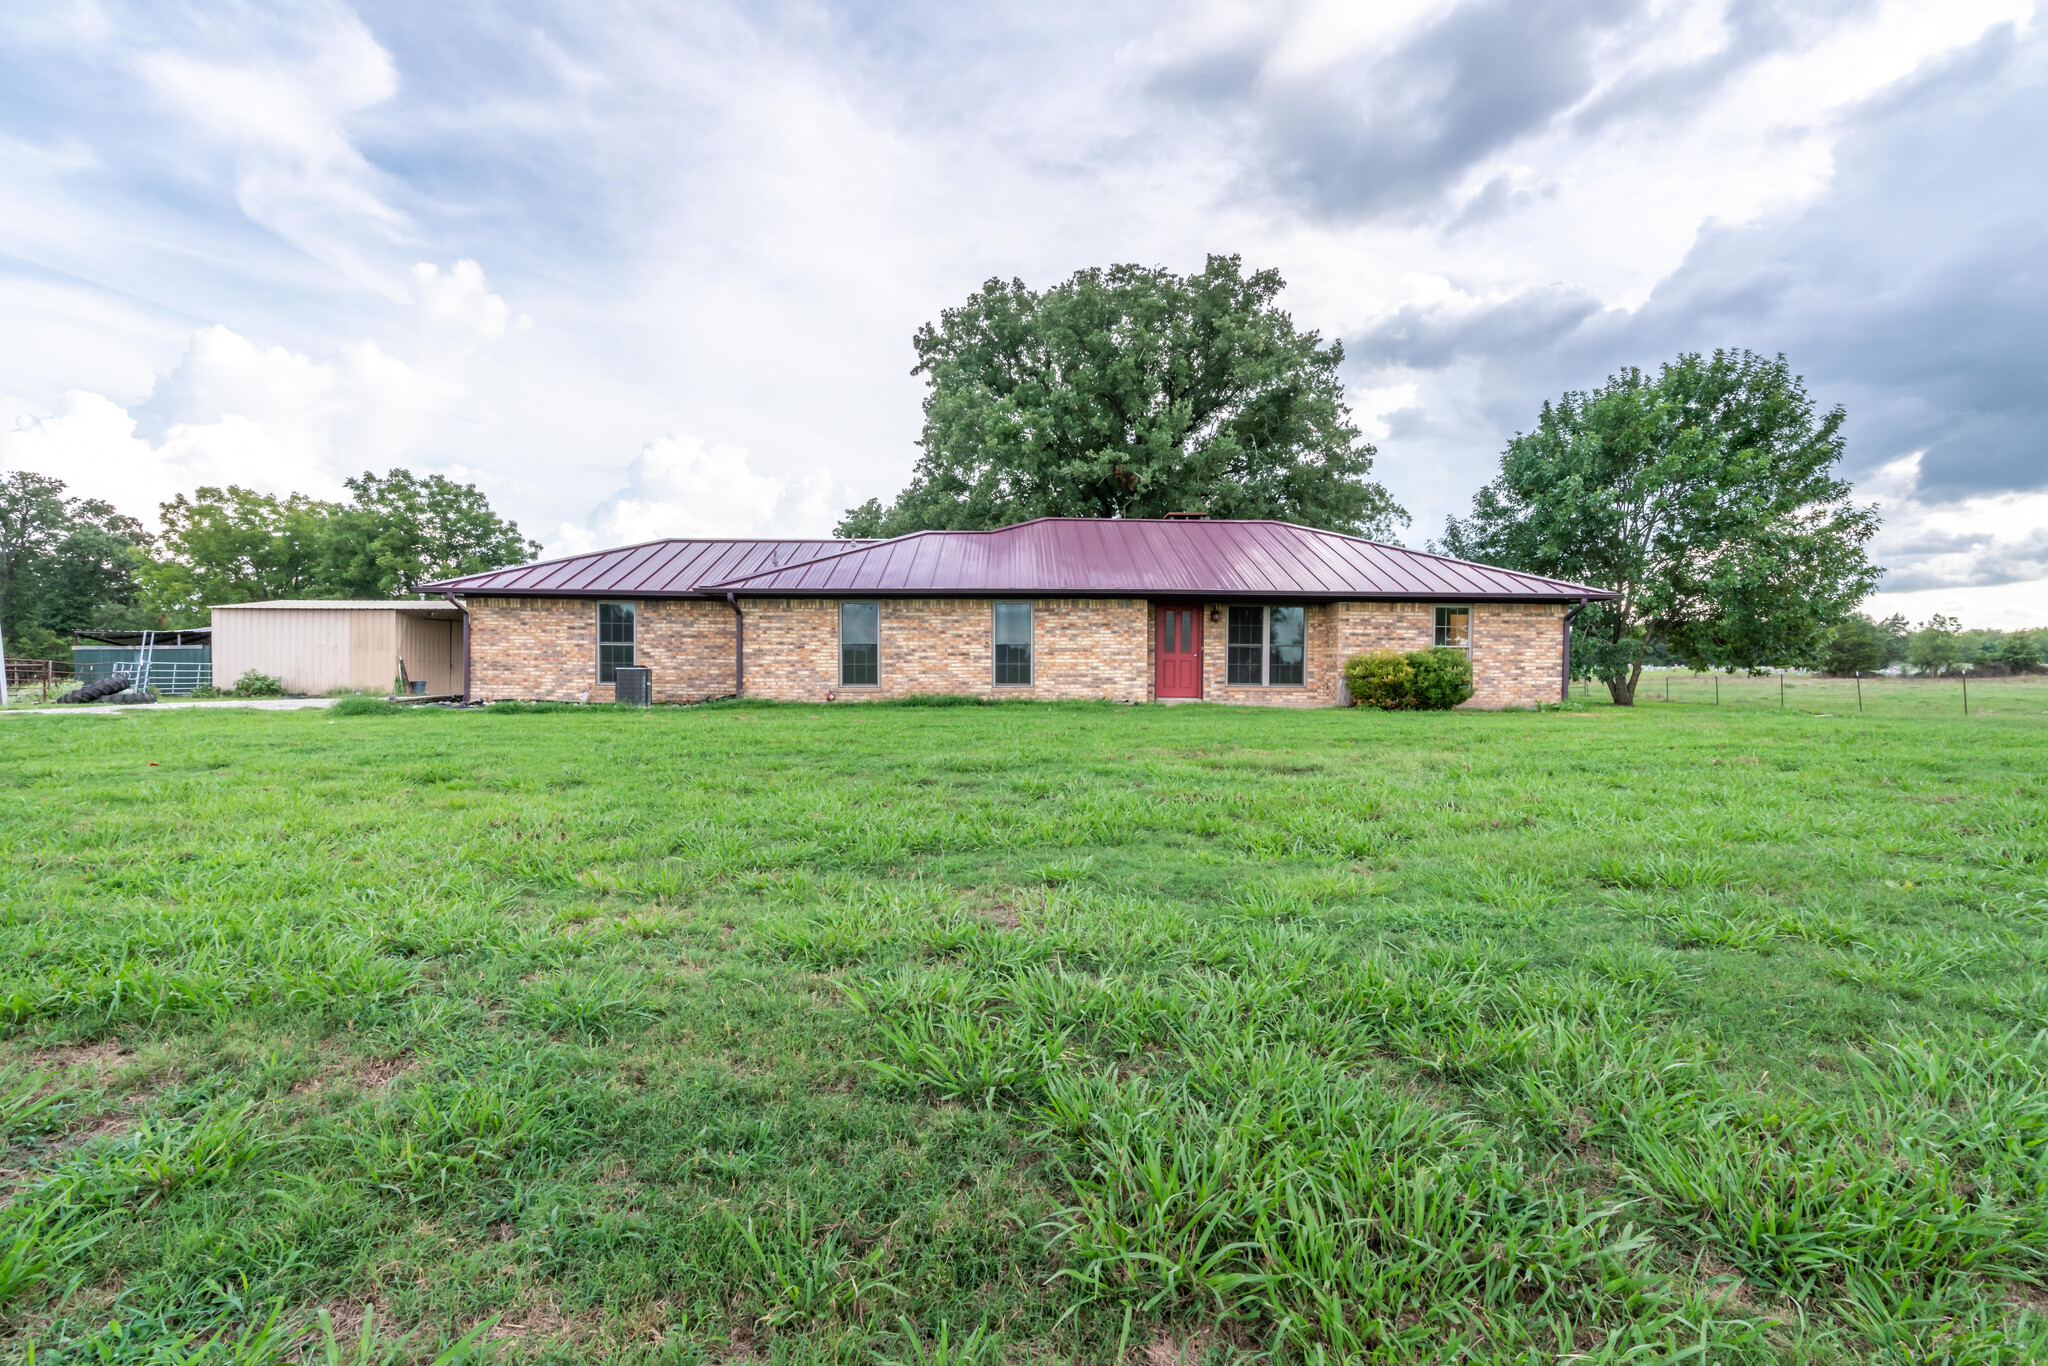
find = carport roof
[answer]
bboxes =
[700,518,1614,602]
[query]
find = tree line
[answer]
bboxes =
[0,471,538,661]
[1824,612,2042,677]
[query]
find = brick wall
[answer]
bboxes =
[1201,603,1342,708]
[459,593,1566,709]
[742,598,1151,702]
[1468,601,1567,708]
[462,597,736,703]
[1329,599,1565,709]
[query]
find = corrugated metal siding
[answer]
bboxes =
[702,519,1613,601]
[213,606,353,693]
[396,614,461,694]
[213,605,464,693]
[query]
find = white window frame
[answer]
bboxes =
[839,601,880,687]
[992,601,1033,687]
[597,602,636,682]
[1226,604,1307,687]
[1435,604,1473,651]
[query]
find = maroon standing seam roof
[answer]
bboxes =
[420,539,867,597]
[698,519,1613,601]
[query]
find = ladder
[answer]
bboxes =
[129,629,158,694]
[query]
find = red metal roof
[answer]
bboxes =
[420,539,865,597]
[702,519,1613,601]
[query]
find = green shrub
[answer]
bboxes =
[1408,646,1475,710]
[229,669,286,699]
[185,684,224,700]
[331,695,400,717]
[1345,652,1414,709]
[1345,648,1474,710]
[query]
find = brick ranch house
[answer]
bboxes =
[422,517,1615,709]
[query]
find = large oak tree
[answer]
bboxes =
[837,255,1405,538]
[1441,351,1880,705]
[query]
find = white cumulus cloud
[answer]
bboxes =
[553,433,836,554]
[1,260,517,523]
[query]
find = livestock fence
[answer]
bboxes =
[1571,670,2048,718]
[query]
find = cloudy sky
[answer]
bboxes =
[2,0,2043,625]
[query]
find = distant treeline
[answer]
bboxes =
[0,470,539,661]
[1821,612,2041,676]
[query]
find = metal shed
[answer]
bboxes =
[71,628,213,694]
[209,601,464,696]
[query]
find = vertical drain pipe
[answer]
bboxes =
[726,592,744,699]
[1561,597,1590,703]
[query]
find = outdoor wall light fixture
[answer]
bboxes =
[1209,608,1221,622]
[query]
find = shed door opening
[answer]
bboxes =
[1155,603,1203,698]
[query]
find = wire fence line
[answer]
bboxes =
[1570,671,2048,717]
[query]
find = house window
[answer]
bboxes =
[1435,605,1471,650]
[598,602,635,682]
[840,602,879,686]
[993,601,1032,686]
[1226,605,1307,686]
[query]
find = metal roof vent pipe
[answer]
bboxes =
[614,665,652,707]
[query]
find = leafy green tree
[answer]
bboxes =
[142,472,539,620]
[1441,350,1880,705]
[1908,614,1964,674]
[144,486,340,622]
[837,255,1405,538]
[1,471,72,648]
[1998,630,2042,672]
[1876,613,1911,666]
[0,471,152,655]
[320,470,541,597]
[1824,614,1890,675]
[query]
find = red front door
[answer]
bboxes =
[1155,603,1203,698]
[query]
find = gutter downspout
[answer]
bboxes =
[1561,597,1590,703]
[442,592,471,704]
[726,592,744,699]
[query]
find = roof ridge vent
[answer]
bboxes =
[1161,510,1206,520]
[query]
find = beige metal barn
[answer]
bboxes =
[209,601,465,696]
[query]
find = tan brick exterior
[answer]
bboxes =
[742,598,1151,702]
[457,593,1566,709]
[1466,601,1568,708]
[462,597,737,703]
[1330,599,1566,709]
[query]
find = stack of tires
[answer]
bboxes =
[57,675,157,705]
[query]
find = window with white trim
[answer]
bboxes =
[1226,605,1307,686]
[840,602,879,686]
[598,602,635,682]
[993,601,1032,686]
[1435,604,1471,650]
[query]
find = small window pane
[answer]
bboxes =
[840,602,879,685]
[994,602,1032,685]
[1268,606,1305,686]
[598,602,635,682]
[1435,605,1471,648]
[1227,606,1262,684]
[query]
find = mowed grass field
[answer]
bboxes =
[2,699,2046,1365]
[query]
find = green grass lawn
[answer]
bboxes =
[2,699,2045,1364]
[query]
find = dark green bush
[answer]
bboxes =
[1408,647,1475,710]
[1345,652,1415,710]
[229,669,286,699]
[1345,648,1474,710]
